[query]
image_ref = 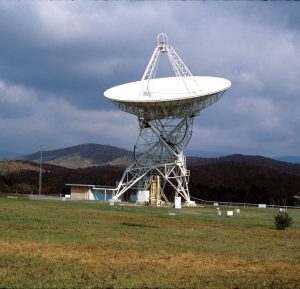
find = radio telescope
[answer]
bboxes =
[104,33,231,205]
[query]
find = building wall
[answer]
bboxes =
[90,190,113,201]
[70,186,90,200]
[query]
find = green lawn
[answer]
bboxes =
[0,197,299,289]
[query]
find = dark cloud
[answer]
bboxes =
[0,2,299,156]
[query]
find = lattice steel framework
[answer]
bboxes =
[112,33,223,204]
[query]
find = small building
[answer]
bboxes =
[66,184,118,201]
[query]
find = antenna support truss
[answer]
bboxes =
[142,33,193,82]
[113,33,196,205]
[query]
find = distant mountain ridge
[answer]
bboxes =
[2,143,300,205]
[0,160,40,175]
[187,154,300,175]
[273,156,300,164]
[17,143,300,175]
[21,143,133,169]
[186,150,300,165]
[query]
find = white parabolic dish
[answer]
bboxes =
[104,76,231,119]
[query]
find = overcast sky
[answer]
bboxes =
[0,1,299,157]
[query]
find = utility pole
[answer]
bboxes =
[39,145,43,195]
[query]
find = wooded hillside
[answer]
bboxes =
[1,159,299,205]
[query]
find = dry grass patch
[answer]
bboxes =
[1,239,299,279]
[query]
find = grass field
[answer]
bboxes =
[0,197,299,289]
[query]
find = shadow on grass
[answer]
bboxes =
[121,222,158,229]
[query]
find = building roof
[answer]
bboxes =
[65,184,95,187]
[66,184,118,191]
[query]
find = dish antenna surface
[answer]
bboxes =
[104,33,231,205]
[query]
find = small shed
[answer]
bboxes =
[66,184,94,200]
[66,184,118,201]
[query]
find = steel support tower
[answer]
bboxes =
[113,33,197,204]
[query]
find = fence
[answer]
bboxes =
[190,196,300,210]
[29,194,68,201]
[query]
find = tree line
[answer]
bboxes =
[1,161,300,206]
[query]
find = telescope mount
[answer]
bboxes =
[104,33,231,205]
